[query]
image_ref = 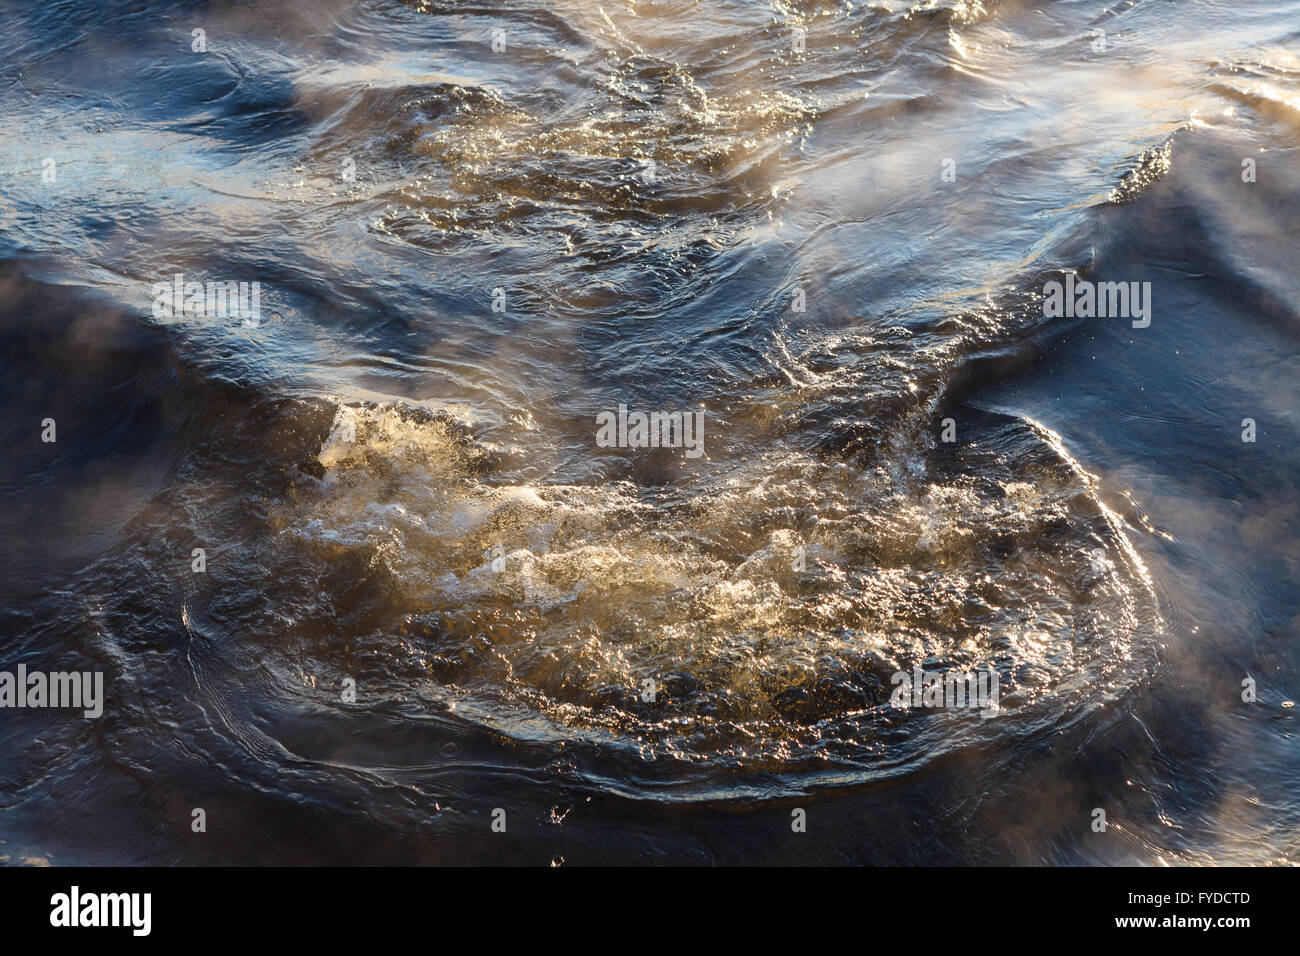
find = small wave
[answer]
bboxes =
[257,397,1163,789]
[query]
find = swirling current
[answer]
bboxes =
[0,0,1297,864]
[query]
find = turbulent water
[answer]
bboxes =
[0,0,1297,864]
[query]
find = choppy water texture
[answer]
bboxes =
[1,0,1298,864]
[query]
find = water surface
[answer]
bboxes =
[1,0,1297,864]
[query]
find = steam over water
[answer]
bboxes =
[1,0,1297,864]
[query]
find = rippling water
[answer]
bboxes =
[1,0,1297,864]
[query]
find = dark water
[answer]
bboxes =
[1,0,1297,864]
